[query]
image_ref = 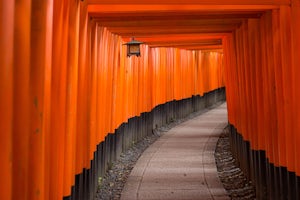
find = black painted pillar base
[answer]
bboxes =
[229,124,300,200]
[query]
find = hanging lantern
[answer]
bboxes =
[123,38,143,57]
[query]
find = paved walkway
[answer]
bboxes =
[121,103,229,200]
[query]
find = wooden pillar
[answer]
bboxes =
[49,0,69,199]
[279,5,294,172]
[12,0,32,199]
[291,0,300,177]
[76,0,88,175]
[0,1,15,199]
[63,0,80,197]
[28,0,53,199]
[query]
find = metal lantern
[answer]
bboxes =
[123,38,143,57]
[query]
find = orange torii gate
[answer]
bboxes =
[1,0,300,199]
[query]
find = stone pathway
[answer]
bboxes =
[121,103,229,200]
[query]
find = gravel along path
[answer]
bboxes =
[95,133,159,200]
[215,126,256,200]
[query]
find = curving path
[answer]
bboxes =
[121,103,229,200]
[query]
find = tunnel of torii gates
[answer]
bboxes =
[1,0,300,199]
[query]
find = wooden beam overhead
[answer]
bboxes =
[87,0,290,5]
[107,26,238,36]
[87,4,281,14]
[95,19,244,27]
[91,12,263,20]
[146,39,222,46]
[122,33,229,40]
[150,44,223,50]
[107,23,240,30]
[122,34,225,49]
[181,45,223,50]
[122,35,223,42]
